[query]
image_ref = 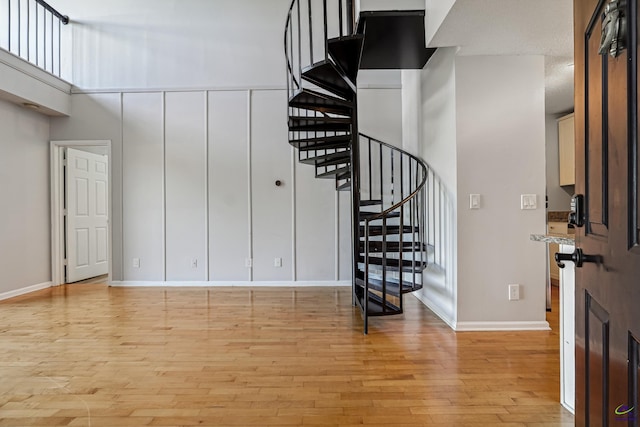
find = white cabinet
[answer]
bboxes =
[559,243,575,414]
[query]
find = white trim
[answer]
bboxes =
[119,92,125,281]
[109,280,352,288]
[0,282,53,301]
[204,91,210,280]
[161,92,167,281]
[72,86,288,95]
[69,84,401,95]
[247,90,253,281]
[291,146,297,281]
[334,190,339,281]
[412,292,456,329]
[454,320,551,332]
[50,140,112,286]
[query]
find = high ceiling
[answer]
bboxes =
[427,0,574,115]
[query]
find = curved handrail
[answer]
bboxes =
[359,133,428,222]
[284,0,300,90]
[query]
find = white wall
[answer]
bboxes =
[424,0,456,46]
[52,0,291,90]
[43,1,404,285]
[404,50,548,329]
[50,87,402,284]
[0,99,51,297]
[455,55,547,327]
[545,113,573,211]
[406,47,458,326]
[358,87,403,146]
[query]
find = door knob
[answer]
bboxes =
[555,248,600,268]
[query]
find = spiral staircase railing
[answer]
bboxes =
[284,0,431,333]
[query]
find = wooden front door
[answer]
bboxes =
[574,0,640,424]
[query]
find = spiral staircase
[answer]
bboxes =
[285,1,431,333]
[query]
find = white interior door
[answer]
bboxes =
[65,147,109,283]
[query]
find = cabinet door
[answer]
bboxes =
[558,113,575,186]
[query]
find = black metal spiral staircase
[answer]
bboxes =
[285,0,430,334]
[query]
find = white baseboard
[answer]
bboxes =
[109,280,351,288]
[0,281,53,301]
[412,292,457,329]
[454,320,551,332]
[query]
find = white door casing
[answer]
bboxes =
[65,147,109,282]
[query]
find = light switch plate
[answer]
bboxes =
[469,194,481,209]
[521,194,537,210]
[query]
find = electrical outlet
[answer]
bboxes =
[508,284,520,301]
[191,258,198,269]
[245,258,252,268]
[132,258,140,268]
[274,257,282,268]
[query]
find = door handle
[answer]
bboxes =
[555,248,600,268]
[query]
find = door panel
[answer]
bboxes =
[585,292,610,426]
[65,147,109,282]
[585,0,609,238]
[575,0,640,425]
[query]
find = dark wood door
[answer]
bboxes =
[574,0,640,425]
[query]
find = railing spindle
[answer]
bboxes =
[338,0,343,37]
[50,9,53,72]
[8,0,12,53]
[323,0,328,61]
[18,0,21,56]
[27,0,30,61]
[382,215,387,312]
[42,5,45,67]
[35,3,38,67]
[57,17,60,75]
[390,150,395,205]
[368,138,372,199]
[307,0,314,64]
[346,0,354,34]
[364,220,369,334]
[297,0,302,87]
[378,144,383,205]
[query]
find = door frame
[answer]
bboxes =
[50,140,112,286]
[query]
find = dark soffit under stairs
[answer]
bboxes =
[356,10,437,69]
[327,35,365,84]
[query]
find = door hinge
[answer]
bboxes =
[63,209,67,216]
[63,259,68,266]
[63,158,67,167]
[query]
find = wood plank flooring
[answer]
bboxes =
[0,284,573,426]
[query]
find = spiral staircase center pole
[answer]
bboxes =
[346,0,354,34]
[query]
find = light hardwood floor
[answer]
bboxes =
[0,284,573,426]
